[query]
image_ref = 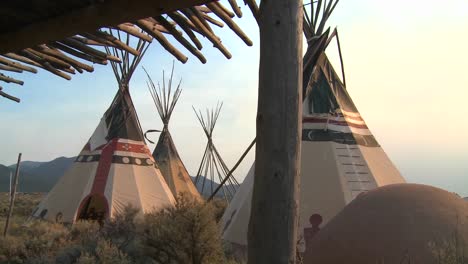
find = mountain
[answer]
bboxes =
[1,157,75,192]
[0,164,50,192]
[26,156,75,187]
[8,160,43,172]
[191,176,238,199]
[1,157,238,197]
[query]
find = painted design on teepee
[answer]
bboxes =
[30,31,175,224]
[145,65,201,200]
[221,53,406,253]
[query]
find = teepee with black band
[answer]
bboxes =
[221,0,406,257]
[145,66,201,200]
[31,30,175,223]
[193,103,239,200]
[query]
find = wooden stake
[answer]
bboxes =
[201,13,225,28]
[0,87,21,103]
[0,73,24,85]
[168,12,203,50]
[49,42,108,65]
[248,1,303,263]
[34,44,94,73]
[136,19,189,63]
[3,53,45,69]
[0,64,23,73]
[206,2,253,46]
[214,2,236,18]
[190,7,214,33]
[4,153,22,237]
[181,9,232,59]
[0,57,37,73]
[115,24,153,42]
[154,16,207,63]
[227,0,243,18]
[244,0,259,23]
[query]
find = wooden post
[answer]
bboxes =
[9,172,12,203]
[248,1,303,264]
[4,153,22,237]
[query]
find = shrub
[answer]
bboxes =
[0,192,241,263]
[142,194,225,264]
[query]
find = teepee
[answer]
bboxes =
[145,66,201,199]
[221,0,405,254]
[193,103,240,200]
[31,31,175,223]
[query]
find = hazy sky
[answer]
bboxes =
[1,0,467,196]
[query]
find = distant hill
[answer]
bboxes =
[191,176,238,199]
[1,157,238,198]
[8,160,42,172]
[1,157,75,192]
[464,197,468,201]
[0,164,51,192]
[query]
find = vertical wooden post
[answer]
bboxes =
[248,1,303,263]
[4,153,22,237]
[9,171,12,203]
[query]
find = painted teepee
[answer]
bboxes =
[221,1,405,252]
[31,32,175,223]
[222,53,406,253]
[145,66,201,199]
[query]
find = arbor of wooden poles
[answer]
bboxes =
[0,0,256,103]
[193,103,240,200]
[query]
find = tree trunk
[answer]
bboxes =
[248,1,303,264]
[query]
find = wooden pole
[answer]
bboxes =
[4,153,22,237]
[9,172,12,203]
[248,1,303,263]
[208,138,256,201]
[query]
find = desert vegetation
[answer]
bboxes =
[1,193,466,263]
[0,193,240,264]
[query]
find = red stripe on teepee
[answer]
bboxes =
[91,139,118,194]
[90,139,153,195]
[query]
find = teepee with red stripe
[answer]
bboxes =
[221,53,406,255]
[221,1,405,254]
[31,31,175,223]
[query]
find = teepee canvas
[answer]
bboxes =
[145,68,201,199]
[31,33,175,223]
[221,54,406,252]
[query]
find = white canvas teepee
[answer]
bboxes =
[31,34,175,223]
[221,54,406,254]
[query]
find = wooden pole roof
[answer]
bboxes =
[0,0,259,103]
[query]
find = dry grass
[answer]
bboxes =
[0,192,239,264]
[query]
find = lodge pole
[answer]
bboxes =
[248,1,303,263]
[4,153,22,237]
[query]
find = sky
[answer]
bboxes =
[0,0,467,196]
